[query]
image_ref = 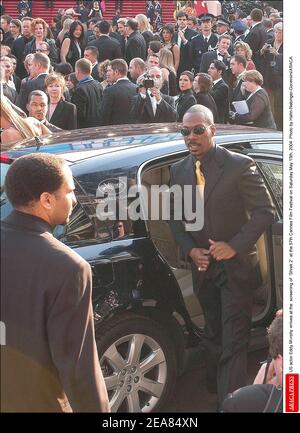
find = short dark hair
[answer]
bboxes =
[176,11,188,20]
[85,45,99,59]
[27,89,48,103]
[54,62,73,76]
[110,58,128,76]
[149,40,163,53]
[212,60,226,74]
[232,54,247,68]
[180,70,194,83]
[267,315,283,359]
[126,18,139,32]
[251,8,263,22]
[262,19,273,29]
[5,154,67,207]
[98,20,110,34]
[10,19,22,31]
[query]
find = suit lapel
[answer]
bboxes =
[50,100,64,123]
[204,146,225,204]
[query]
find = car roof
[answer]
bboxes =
[1,123,282,164]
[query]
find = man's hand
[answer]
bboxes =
[189,248,211,271]
[208,239,237,260]
[151,87,161,102]
[178,29,187,44]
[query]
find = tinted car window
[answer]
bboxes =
[257,161,282,213]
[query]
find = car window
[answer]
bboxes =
[256,160,282,214]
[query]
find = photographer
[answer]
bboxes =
[130,66,177,123]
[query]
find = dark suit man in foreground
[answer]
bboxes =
[208,60,229,124]
[168,105,275,407]
[1,153,109,412]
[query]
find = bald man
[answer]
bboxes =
[168,104,275,408]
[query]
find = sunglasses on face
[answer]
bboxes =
[180,125,208,136]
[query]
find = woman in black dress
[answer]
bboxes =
[60,20,86,70]
[176,71,197,122]
[193,73,219,123]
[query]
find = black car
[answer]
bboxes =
[0,123,283,412]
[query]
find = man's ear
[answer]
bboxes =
[39,192,54,211]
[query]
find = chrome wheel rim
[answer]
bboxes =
[100,333,167,412]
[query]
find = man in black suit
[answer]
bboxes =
[168,104,275,407]
[1,15,14,48]
[208,60,229,124]
[190,13,218,73]
[1,153,109,412]
[173,11,198,77]
[11,17,34,79]
[200,35,231,83]
[100,59,137,126]
[131,66,177,123]
[125,18,147,65]
[87,20,122,63]
[26,90,62,133]
[229,54,249,108]
[17,52,50,113]
[84,46,101,82]
[72,58,103,128]
[114,18,127,58]
[244,8,268,73]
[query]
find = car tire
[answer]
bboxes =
[95,312,177,413]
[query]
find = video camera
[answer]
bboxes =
[139,74,155,90]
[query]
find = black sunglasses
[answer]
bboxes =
[180,125,207,136]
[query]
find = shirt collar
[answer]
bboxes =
[213,78,222,85]
[116,77,129,83]
[78,75,94,84]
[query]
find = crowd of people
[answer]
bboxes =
[0,1,283,147]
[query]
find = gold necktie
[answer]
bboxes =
[195,160,205,187]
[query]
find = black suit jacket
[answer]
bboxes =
[24,38,59,66]
[87,35,122,62]
[230,78,250,109]
[168,145,275,293]
[100,79,137,126]
[1,210,108,412]
[48,99,77,130]
[131,93,177,123]
[110,32,126,57]
[71,78,103,128]
[176,89,197,122]
[125,31,147,64]
[17,73,48,112]
[210,79,229,124]
[11,35,34,79]
[244,23,268,72]
[233,88,277,129]
[195,91,219,123]
[91,64,101,82]
[173,27,197,76]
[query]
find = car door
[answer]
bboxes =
[247,151,283,312]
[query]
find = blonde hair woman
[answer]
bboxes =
[56,18,74,50]
[45,72,77,130]
[135,13,154,51]
[234,41,256,70]
[0,94,51,148]
[159,48,178,96]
